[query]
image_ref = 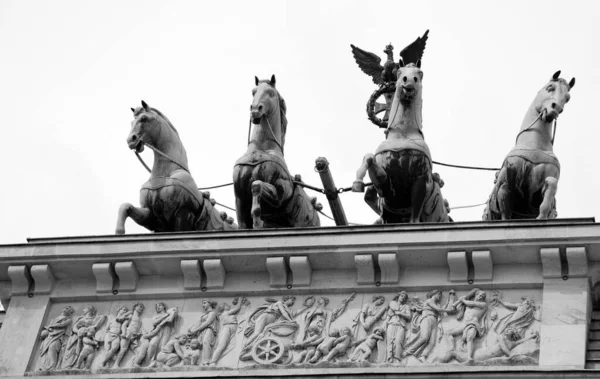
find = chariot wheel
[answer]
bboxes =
[367,83,396,128]
[251,337,285,365]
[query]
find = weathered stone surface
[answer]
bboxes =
[91,263,116,293]
[447,251,468,282]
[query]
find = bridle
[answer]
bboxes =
[514,108,558,146]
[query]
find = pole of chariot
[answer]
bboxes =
[315,157,348,226]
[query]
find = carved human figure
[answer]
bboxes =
[150,335,187,367]
[75,327,99,369]
[114,302,145,367]
[209,297,248,365]
[61,305,106,369]
[291,326,322,363]
[403,289,454,362]
[348,327,385,362]
[323,327,353,362]
[101,306,132,367]
[435,328,540,363]
[494,297,540,336]
[240,296,314,361]
[304,297,329,336]
[187,300,219,365]
[449,290,498,361]
[385,291,412,363]
[309,329,340,363]
[134,303,177,367]
[354,295,387,341]
[183,339,201,365]
[38,306,75,371]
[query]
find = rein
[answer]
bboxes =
[134,140,190,174]
[246,116,284,153]
[514,109,558,145]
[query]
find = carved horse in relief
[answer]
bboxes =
[352,63,450,223]
[233,75,321,229]
[483,71,575,220]
[116,101,236,234]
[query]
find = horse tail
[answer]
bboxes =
[285,185,321,227]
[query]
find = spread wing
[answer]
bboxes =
[399,29,429,65]
[351,44,384,85]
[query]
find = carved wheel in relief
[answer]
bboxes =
[251,336,285,364]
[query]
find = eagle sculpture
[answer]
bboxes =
[351,30,429,86]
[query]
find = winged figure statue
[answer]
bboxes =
[350,30,429,86]
[351,30,429,127]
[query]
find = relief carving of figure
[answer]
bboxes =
[291,325,322,363]
[240,296,314,361]
[348,327,385,363]
[133,302,178,367]
[183,339,201,366]
[447,289,497,362]
[353,295,387,341]
[38,306,75,371]
[322,327,353,362]
[75,327,99,369]
[403,289,454,362]
[114,302,145,368]
[150,335,187,368]
[61,305,106,369]
[309,329,340,363]
[494,296,540,336]
[101,306,132,367]
[209,297,249,365]
[187,300,219,365]
[385,291,412,363]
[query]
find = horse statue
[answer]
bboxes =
[483,71,575,220]
[116,101,236,234]
[233,75,321,229]
[352,62,450,223]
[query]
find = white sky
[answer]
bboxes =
[0,0,597,244]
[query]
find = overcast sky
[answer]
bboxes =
[0,0,597,244]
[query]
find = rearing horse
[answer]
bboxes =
[116,101,235,234]
[483,71,575,220]
[233,75,320,229]
[353,63,449,223]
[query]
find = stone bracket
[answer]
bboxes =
[8,265,32,296]
[355,254,375,285]
[540,247,561,279]
[289,256,311,287]
[566,247,588,278]
[30,265,55,294]
[203,259,226,289]
[447,251,468,282]
[181,260,202,290]
[115,261,139,292]
[378,253,399,284]
[92,263,117,293]
[472,250,493,281]
[266,257,288,288]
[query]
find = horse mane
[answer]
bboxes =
[258,80,288,146]
[150,107,179,135]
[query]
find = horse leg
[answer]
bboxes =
[538,177,558,219]
[235,195,252,229]
[497,183,512,220]
[409,175,429,223]
[115,203,152,234]
[251,181,265,229]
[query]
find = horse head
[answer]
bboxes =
[251,74,280,124]
[128,100,178,153]
[249,75,288,148]
[396,61,423,103]
[535,71,575,122]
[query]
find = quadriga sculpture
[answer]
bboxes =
[483,71,575,220]
[352,62,450,223]
[233,75,321,229]
[116,101,236,234]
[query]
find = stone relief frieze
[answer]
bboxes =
[29,289,541,375]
